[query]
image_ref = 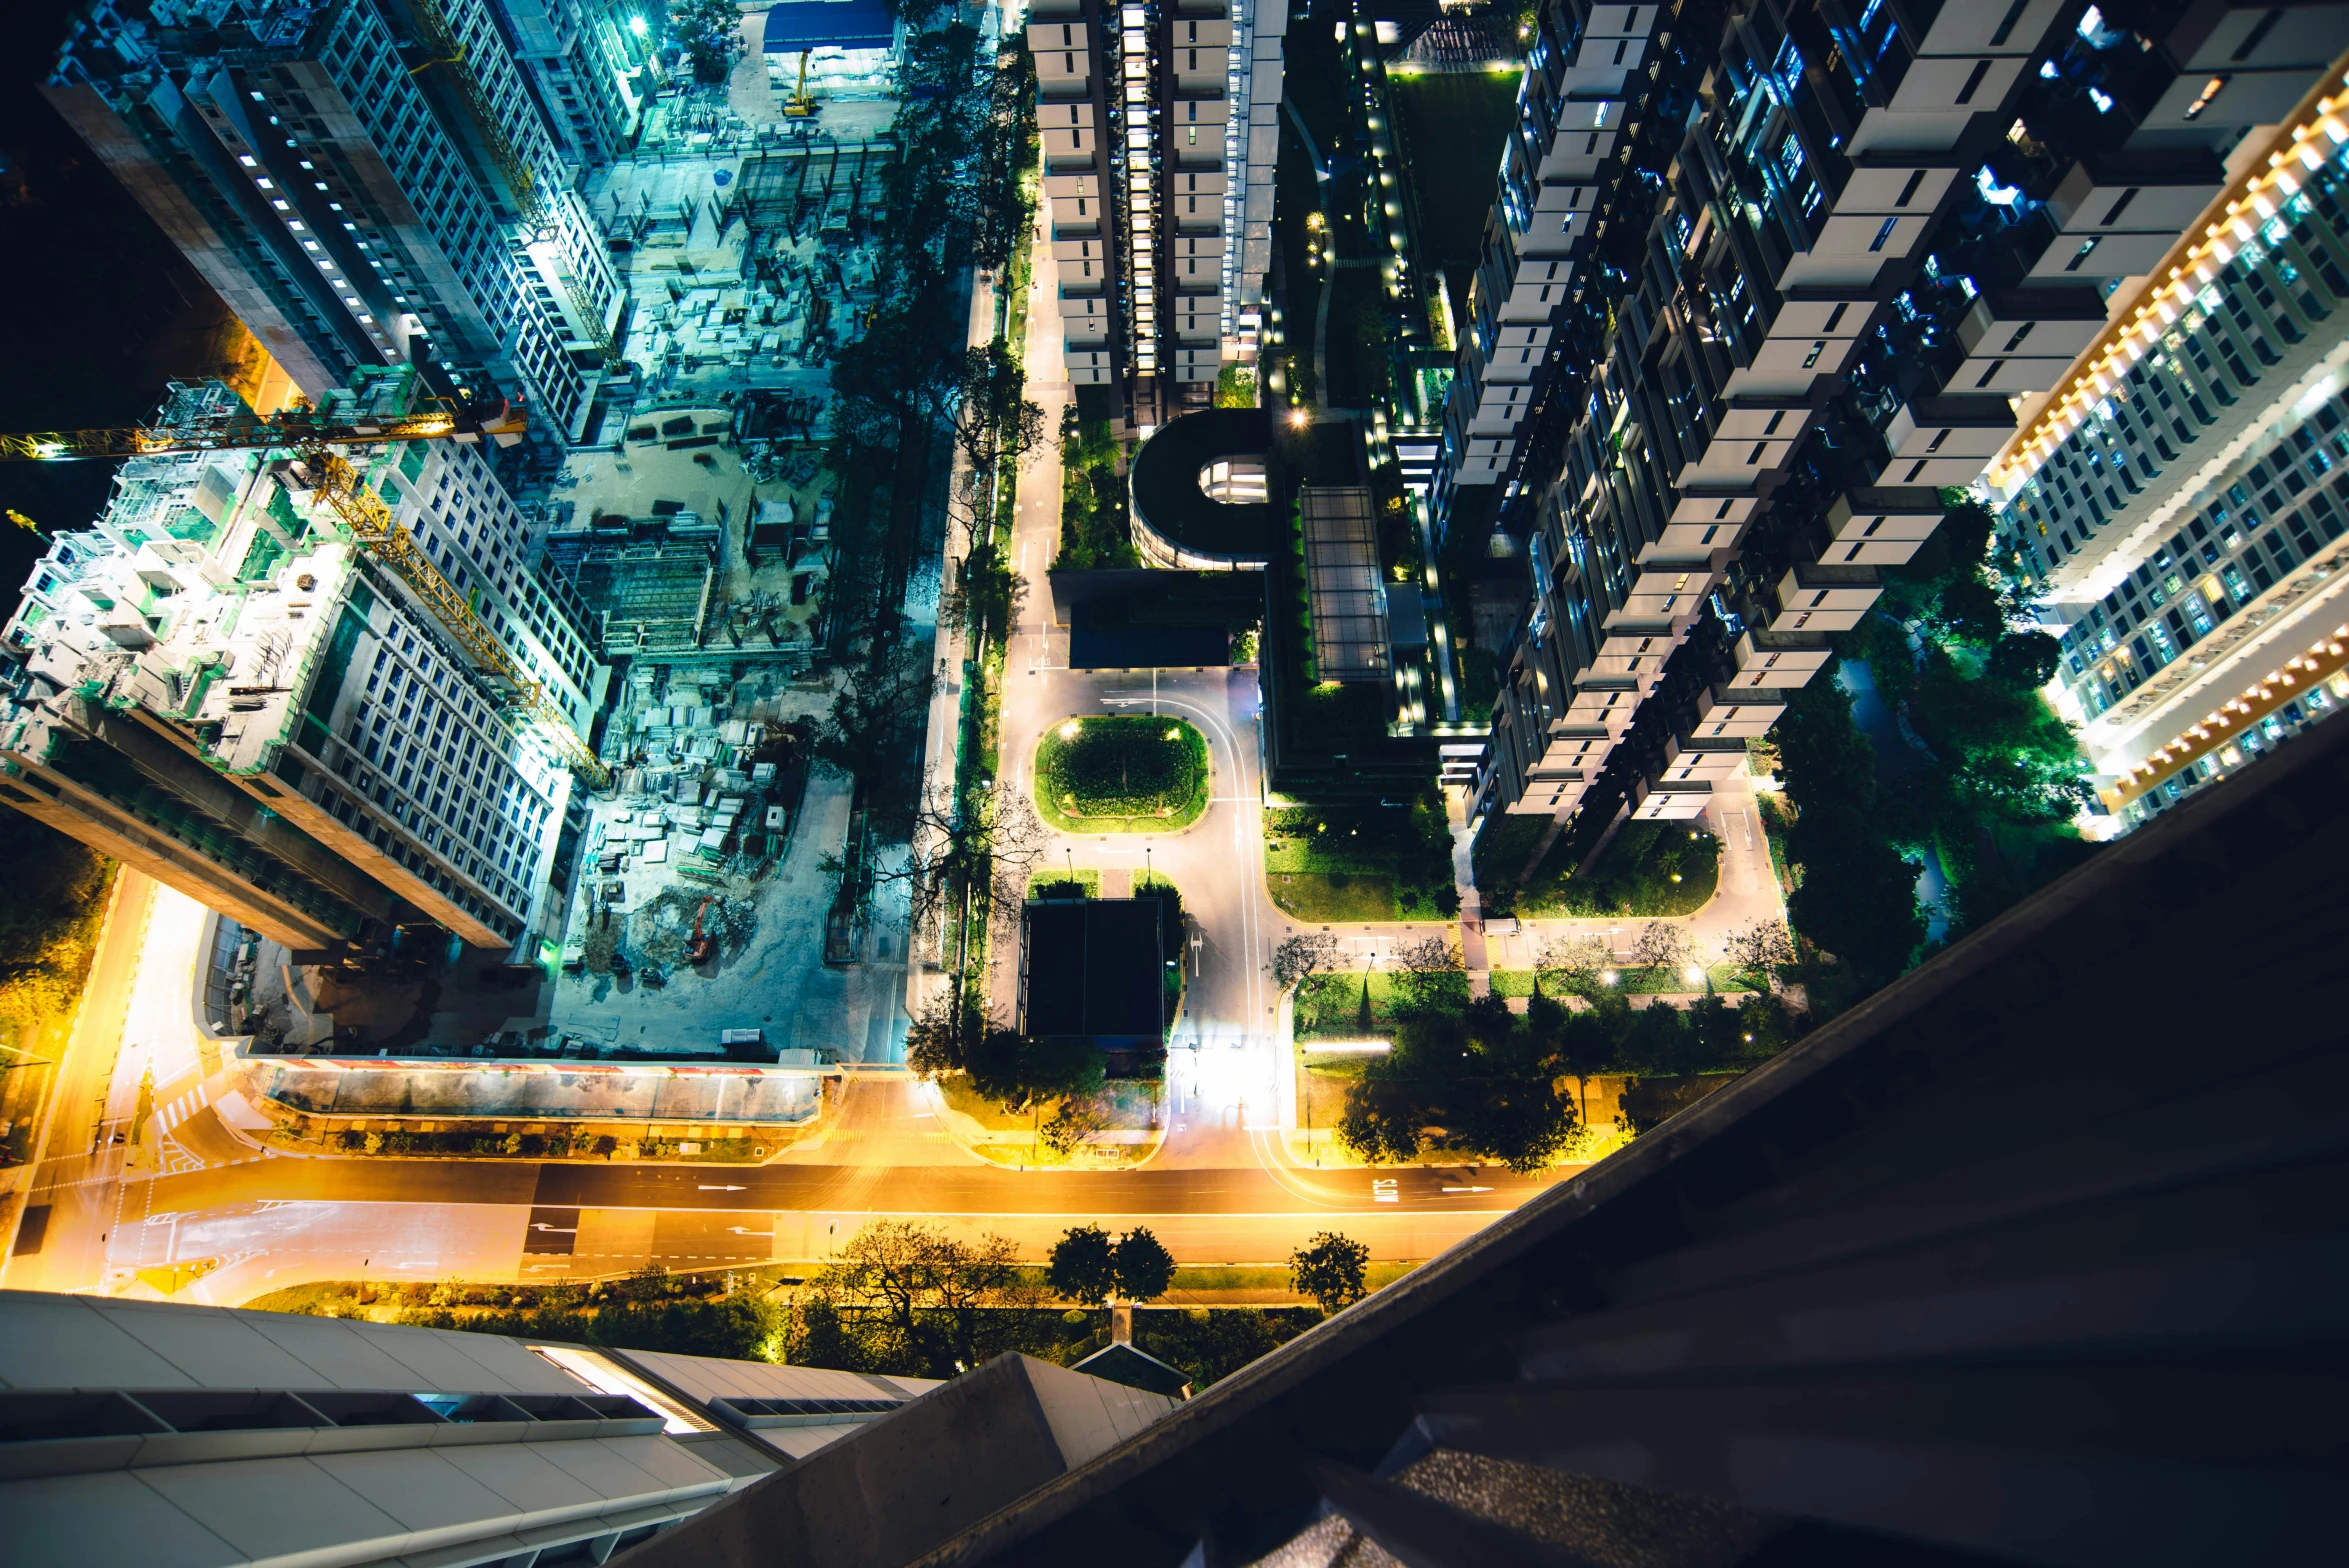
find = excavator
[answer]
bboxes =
[0,392,609,789]
[685,897,718,967]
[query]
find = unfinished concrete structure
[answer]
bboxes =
[45,0,624,440]
[0,378,588,953]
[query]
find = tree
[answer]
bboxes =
[1390,935,1468,1019]
[1552,995,1623,1122]
[1931,573,2007,648]
[1533,934,1612,997]
[1336,1073,1422,1164]
[968,1030,1106,1112]
[1460,1026,1577,1175]
[817,1219,1036,1376]
[904,987,986,1078]
[1786,801,1927,981]
[1632,920,1694,982]
[857,779,1050,957]
[1722,919,1797,985]
[1047,1224,1119,1306]
[809,646,932,825]
[1617,999,1695,1077]
[1039,1094,1105,1154]
[1273,931,1342,991]
[1290,1232,1370,1314]
[666,0,743,83]
[1113,1227,1176,1303]
[1987,630,2062,689]
[950,345,1047,500]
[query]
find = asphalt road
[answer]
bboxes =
[135,1147,1549,1219]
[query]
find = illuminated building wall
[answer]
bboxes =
[45,0,622,442]
[1467,0,2349,834]
[1030,0,1282,415]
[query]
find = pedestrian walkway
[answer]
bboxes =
[151,1083,209,1136]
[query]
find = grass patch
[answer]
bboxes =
[1488,966,1754,997]
[1510,821,1722,918]
[1269,871,1407,922]
[1034,715,1210,833]
[1324,265,1392,409]
[1027,868,1102,899]
[1264,791,1457,923]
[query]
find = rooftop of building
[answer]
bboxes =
[1129,408,1278,566]
[1020,896,1164,1043]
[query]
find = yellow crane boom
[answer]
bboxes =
[292,450,612,789]
[0,403,610,792]
[0,400,525,464]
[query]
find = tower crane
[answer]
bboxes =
[0,398,612,791]
[0,396,525,464]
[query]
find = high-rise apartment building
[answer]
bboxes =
[1030,0,1284,418]
[493,0,659,168]
[0,374,598,953]
[45,0,623,441]
[1989,31,2349,827]
[1434,1,1665,506]
[1460,0,2349,837]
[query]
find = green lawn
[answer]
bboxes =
[1513,821,1722,918]
[1265,795,1456,922]
[1034,715,1210,834]
[1027,868,1102,899]
[1488,966,1754,998]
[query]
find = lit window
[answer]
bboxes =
[255,178,274,189]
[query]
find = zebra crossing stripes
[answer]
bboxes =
[154,1084,210,1134]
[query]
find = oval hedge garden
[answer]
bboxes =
[1034,715,1210,833]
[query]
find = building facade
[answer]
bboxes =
[1459,0,2349,839]
[45,0,623,442]
[1989,32,2349,828]
[1030,0,1283,418]
[492,0,658,168]
[0,376,599,952]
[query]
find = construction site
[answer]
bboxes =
[1,1,951,1096]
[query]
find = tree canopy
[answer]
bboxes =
[1290,1232,1370,1314]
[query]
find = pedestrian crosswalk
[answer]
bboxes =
[154,1083,210,1134]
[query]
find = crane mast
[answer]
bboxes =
[0,398,610,792]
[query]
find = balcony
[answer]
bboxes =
[1878,394,2014,487]
[1729,631,1831,690]
[1687,684,1786,740]
[1818,487,1942,567]
[1770,560,1882,634]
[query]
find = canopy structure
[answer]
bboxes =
[760,0,897,53]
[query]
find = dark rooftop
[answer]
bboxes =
[1129,408,1277,565]
[1069,1342,1193,1401]
[1019,898,1164,1043]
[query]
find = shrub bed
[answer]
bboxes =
[1035,715,1209,832]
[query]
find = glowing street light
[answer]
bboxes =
[629,15,648,36]
[1060,719,1081,739]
